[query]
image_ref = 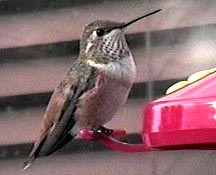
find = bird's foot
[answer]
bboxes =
[93,126,113,139]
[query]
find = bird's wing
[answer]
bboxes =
[23,63,96,170]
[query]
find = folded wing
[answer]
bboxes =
[23,63,96,170]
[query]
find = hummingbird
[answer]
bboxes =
[23,9,161,170]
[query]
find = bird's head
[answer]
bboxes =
[79,9,162,62]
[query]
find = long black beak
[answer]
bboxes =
[119,9,162,29]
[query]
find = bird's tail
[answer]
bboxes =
[22,133,74,170]
[22,155,36,170]
[22,134,47,171]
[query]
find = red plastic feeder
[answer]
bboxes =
[80,71,216,152]
[144,72,216,149]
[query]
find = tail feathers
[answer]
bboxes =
[22,133,74,170]
[22,134,47,171]
[22,155,36,170]
[45,133,74,156]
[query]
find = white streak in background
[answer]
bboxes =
[183,22,216,65]
[188,40,216,63]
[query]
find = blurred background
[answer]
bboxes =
[0,0,216,174]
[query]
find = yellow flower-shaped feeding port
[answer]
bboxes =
[166,68,216,95]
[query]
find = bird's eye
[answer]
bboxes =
[96,29,105,37]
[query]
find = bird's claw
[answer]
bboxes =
[93,126,114,139]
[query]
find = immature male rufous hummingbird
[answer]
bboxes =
[23,9,161,170]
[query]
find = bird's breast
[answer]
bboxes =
[75,76,132,129]
[75,54,136,129]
